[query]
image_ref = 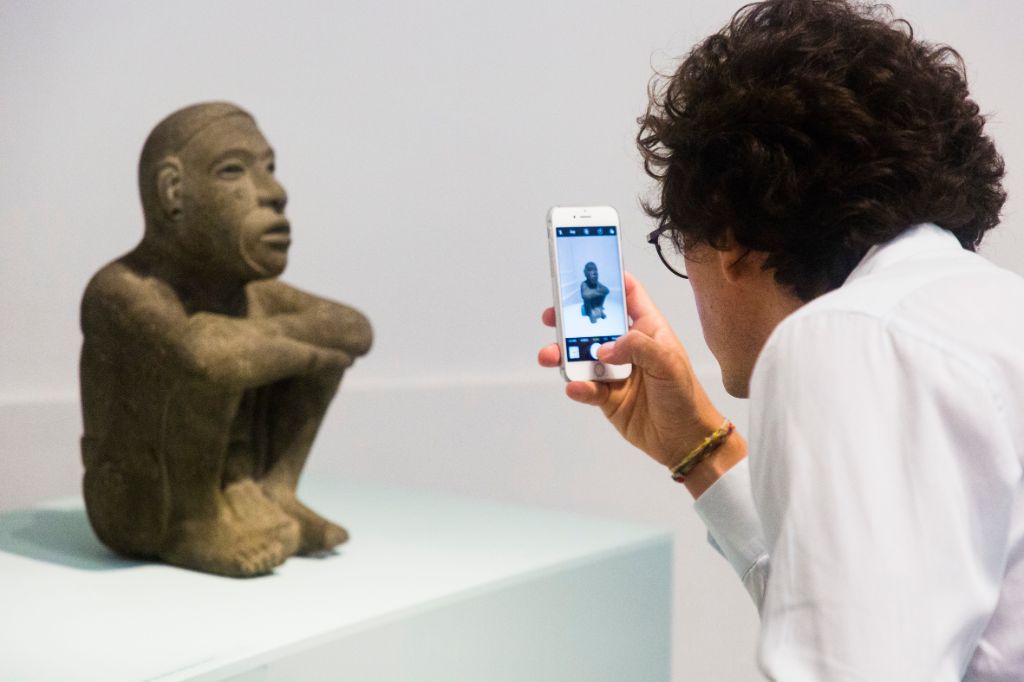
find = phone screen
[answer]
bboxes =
[553,225,627,362]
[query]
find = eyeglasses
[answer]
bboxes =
[647,226,689,279]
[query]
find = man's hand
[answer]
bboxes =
[539,273,746,495]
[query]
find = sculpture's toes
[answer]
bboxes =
[293,509,349,555]
[268,493,349,555]
[160,514,293,578]
[260,483,348,552]
[317,520,349,553]
[233,549,273,578]
[235,535,290,577]
[224,479,302,558]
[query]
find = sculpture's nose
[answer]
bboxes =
[259,174,288,214]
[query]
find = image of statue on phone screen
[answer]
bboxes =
[554,228,625,342]
[580,262,610,323]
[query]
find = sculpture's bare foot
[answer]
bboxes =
[263,486,349,555]
[159,496,300,578]
[223,479,302,557]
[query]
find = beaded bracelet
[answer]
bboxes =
[670,418,734,483]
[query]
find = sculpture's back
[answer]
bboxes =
[81,262,171,558]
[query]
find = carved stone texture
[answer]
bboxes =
[79,102,372,577]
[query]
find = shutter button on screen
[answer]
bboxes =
[589,342,602,360]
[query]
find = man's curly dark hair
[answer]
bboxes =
[637,0,1006,300]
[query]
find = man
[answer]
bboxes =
[81,103,372,577]
[539,1,1023,678]
[580,261,609,323]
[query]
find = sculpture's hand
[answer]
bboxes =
[538,273,740,479]
[309,346,354,374]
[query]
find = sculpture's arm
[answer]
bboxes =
[581,283,603,303]
[82,265,352,389]
[183,312,354,387]
[247,279,372,357]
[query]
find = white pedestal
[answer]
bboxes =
[0,479,672,681]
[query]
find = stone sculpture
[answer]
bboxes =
[79,102,372,577]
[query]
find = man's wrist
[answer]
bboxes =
[681,431,748,500]
[670,419,735,481]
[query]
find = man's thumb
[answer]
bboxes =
[598,330,677,376]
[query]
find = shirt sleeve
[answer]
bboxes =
[693,458,769,610]
[747,310,1016,681]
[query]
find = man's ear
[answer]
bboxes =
[156,157,183,221]
[715,231,767,284]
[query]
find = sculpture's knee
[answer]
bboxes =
[342,309,373,357]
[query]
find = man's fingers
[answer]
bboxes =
[537,343,561,368]
[598,330,679,379]
[566,380,610,406]
[624,272,662,323]
[541,307,556,327]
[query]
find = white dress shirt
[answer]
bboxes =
[694,223,1024,680]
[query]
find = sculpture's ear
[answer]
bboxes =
[156,157,184,221]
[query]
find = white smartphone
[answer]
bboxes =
[547,206,633,383]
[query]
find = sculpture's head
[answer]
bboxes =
[584,261,599,286]
[139,102,290,280]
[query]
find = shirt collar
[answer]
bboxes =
[843,223,964,285]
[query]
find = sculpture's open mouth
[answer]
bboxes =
[262,221,291,249]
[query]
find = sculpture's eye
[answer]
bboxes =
[217,162,246,179]
[267,162,276,174]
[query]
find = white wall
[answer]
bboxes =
[2,2,1023,680]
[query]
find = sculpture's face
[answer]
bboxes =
[177,115,290,280]
[585,266,598,285]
